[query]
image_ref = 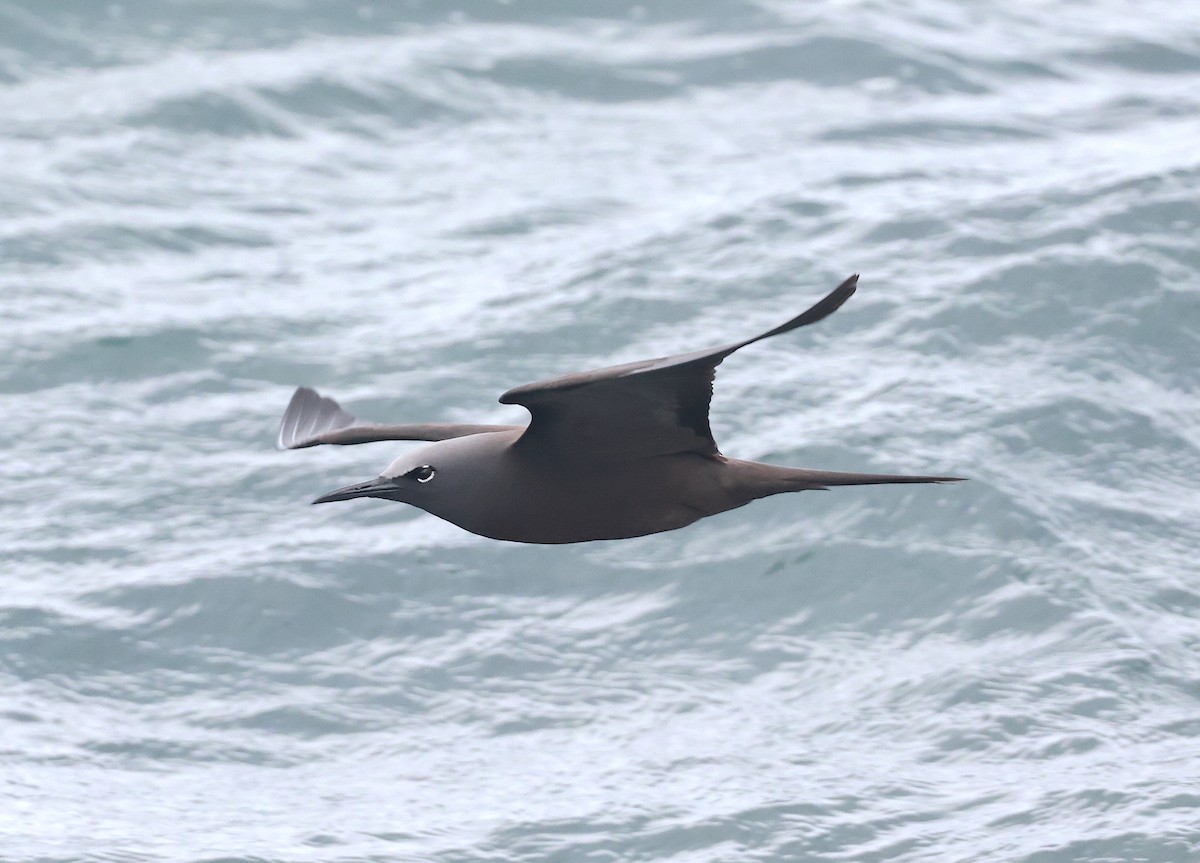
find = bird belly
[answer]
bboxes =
[438,453,736,544]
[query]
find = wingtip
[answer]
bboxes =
[277,385,357,450]
[758,273,861,339]
[276,387,311,450]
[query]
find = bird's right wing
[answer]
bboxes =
[276,386,521,449]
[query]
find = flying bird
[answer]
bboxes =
[278,275,962,543]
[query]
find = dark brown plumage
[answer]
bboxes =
[279,275,963,543]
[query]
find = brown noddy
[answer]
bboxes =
[278,275,963,543]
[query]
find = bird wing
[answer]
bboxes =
[499,275,858,460]
[277,386,521,449]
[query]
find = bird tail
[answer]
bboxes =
[780,468,966,490]
[727,459,966,499]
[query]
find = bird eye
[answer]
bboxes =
[409,465,435,483]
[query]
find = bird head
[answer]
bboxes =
[309,432,512,510]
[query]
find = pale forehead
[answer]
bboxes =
[379,437,461,478]
[381,450,434,478]
[379,430,510,478]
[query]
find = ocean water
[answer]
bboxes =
[2,0,1199,860]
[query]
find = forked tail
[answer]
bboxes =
[780,467,965,490]
[728,459,965,497]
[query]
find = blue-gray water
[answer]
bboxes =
[3,1,1199,860]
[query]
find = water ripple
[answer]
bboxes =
[3,1,1200,861]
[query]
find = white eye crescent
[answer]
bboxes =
[412,465,435,483]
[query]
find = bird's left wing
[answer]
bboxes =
[277,387,521,449]
[499,275,858,461]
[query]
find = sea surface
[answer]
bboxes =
[2,1,1199,860]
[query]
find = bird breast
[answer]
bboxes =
[427,446,737,544]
